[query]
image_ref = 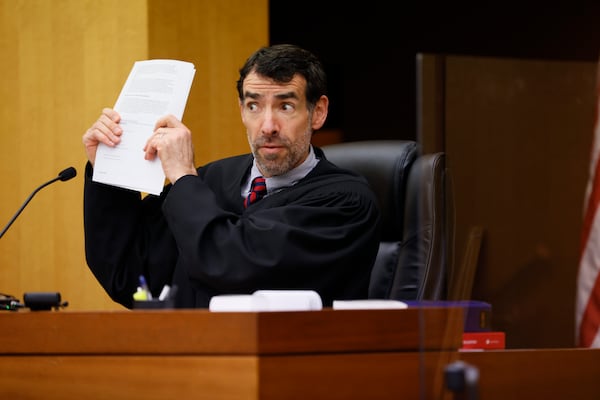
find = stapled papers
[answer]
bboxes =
[92,59,196,195]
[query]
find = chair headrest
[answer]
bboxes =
[321,140,419,240]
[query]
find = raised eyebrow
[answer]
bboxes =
[242,91,299,101]
[275,91,299,101]
[243,91,261,100]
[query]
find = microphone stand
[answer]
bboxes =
[0,167,76,239]
[0,167,76,311]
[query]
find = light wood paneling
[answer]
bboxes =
[0,0,268,311]
[0,0,149,311]
[148,0,269,164]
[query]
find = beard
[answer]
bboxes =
[250,128,312,177]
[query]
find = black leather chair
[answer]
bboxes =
[321,140,453,301]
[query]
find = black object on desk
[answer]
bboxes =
[23,292,68,311]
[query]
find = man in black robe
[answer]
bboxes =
[82,44,381,308]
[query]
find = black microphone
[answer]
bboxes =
[0,167,77,239]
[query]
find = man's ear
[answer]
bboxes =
[311,95,329,130]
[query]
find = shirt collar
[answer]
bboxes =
[243,145,319,195]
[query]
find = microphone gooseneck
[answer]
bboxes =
[0,167,78,239]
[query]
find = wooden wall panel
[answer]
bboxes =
[440,55,596,347]
[0,0,149,311]
[0,0,268,311]
[148,0,269,165]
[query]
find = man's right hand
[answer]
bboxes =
[82,108,123,166]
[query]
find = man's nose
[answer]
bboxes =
[260,109,279,135]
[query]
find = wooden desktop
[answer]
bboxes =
[0,307,461,399]
[1,307,599,399]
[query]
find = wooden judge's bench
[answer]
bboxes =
[0,307,599,399]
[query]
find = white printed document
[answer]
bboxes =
[92,59,196,195]
[209,290,323,312]
[332,299,407,310]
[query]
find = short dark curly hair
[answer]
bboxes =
[236,44,328,110]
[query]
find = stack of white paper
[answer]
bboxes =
[209,290,323,312]
[332,299,408,310]
[93,59,196,195]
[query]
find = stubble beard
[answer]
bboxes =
[251,128,313,177]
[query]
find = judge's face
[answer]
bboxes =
[240,71,328,177]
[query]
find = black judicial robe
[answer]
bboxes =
[83,147,381,308]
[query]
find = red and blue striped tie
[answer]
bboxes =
[244,176,267,208]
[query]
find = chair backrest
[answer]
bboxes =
[321,140,453,301]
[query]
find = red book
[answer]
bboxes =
[461,331,506,350]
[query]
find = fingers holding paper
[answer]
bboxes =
[145,114,197,183]
[82,108,123,166]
